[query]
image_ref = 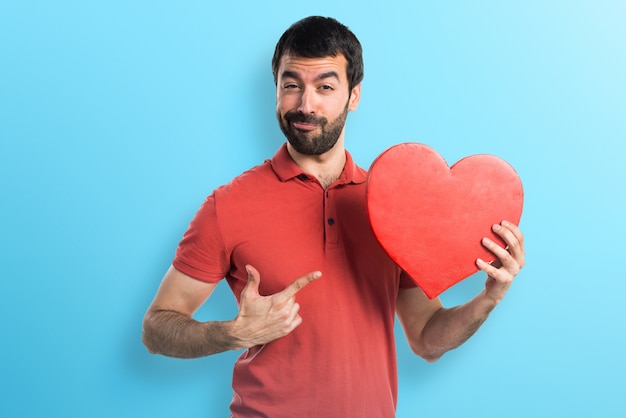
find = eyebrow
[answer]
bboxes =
[280,70,341,82]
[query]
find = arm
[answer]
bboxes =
[397,221,525,362]
[142,265,321,358]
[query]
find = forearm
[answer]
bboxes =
[418,290,497,362]
[142,309,241,359]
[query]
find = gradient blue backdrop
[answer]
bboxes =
[2,1,625,417]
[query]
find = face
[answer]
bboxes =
[275,54,361,156]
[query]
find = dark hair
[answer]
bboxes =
[272,16,364,91]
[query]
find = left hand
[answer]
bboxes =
[476,220,525,304]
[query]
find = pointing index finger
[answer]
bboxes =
[278,271,322,300]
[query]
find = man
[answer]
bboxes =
[142,16,525,417]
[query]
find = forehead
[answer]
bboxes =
[277,54,349,81]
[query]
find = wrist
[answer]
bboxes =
[476,289,500,313]
[205,320,246,352]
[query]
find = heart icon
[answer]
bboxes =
[366,143,523,299]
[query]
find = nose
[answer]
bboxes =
[297,87,316,114]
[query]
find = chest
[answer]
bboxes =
[218,181,399,301]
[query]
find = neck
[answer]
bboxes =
[287,140,346,189]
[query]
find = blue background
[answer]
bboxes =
[2,1,625,417]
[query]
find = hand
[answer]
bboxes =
[229,265,321,349]
[476,221,525,304]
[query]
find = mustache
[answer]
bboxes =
[284,111,328,125]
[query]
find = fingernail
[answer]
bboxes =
[492,224,501,232]
[502,220,510,227]
[313,271,322,279]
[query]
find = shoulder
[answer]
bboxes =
[215,159,276,197]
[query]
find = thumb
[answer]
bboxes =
[241,264,261,298]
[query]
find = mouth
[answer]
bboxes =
[292,121,319,131]
[284,111,326,132]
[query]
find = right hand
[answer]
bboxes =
[229,264,321,349]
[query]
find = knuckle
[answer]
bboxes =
[273,307,291,322]
[508,240,521,252]
[279,320,294,334]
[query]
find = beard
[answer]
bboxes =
[277,102,349,155]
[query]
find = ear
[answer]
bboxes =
[348,83,362,111]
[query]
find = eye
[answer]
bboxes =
[283,83,300,90]
[319,84,334,91]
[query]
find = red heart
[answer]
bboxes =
[366,143,523,299]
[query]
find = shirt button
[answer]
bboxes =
[327,218,335,225]
[297,174,308,180]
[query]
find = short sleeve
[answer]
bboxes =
[399,270,418,290]
[172,194,230,283]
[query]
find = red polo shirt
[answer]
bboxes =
[174,144,415,418]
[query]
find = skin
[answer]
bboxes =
[142,53,526,361]
[276,54,361,188]
[397,221,525,362]
[142,265,321,357]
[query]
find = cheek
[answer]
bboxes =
[276,96,292,114]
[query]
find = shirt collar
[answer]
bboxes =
[270,143,367,185]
